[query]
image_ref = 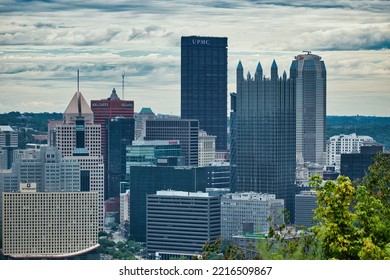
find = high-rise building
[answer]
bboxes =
[0,169,18,229]
[53,88,105,230]
[91,88,134,159]
[146,190,220,258]
[181,36,228,151]
[232,61,296,220]
[2,183,99,259]
[295,190,318,228]
[291,52,326,165]
[0,125,18,169]
[198,130,216,166]
[129,165,208,242]
[326,133,375,169]
[145,119,199,166]
[105,116,134,200]
[221,192,284,240]
[134,107,156,141]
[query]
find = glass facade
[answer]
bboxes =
[129,166,208,242]
[232,61,296,221]
[181,36,228,151]
[105,117,135,199]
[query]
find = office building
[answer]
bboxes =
[146,190,220,258]
[145,119,199,166]
[340,144,385,181]
[291,52,326,165]
[135,107,156,141]
[295,190,318,228]
[326,133,375,169]
[0,125,18,169]
[105,117,134,200]
[221,192,284,240]
[54,89,105,229]
[0,169,18,229]
[198,130,216,166]
[181,36,228,151]
[91,88,134,159]
[129,165,208,242]
[232,61,296,220]
[2,183,99,259]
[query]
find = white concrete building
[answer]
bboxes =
[221,192,284,240]
[198,129,216,166]
[326,133,375,169]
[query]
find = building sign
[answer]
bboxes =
[192,39,210,45]
[121,102,134,108]
[20,183,37,193]
[91,102,109,107]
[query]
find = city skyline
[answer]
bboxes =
[0,0,389,116]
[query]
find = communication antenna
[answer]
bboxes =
[302,50,312,55]
[122,70,125,100]
[77,69,81,116]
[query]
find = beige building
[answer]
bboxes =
[2,183,99,259]
[198,129,216,166]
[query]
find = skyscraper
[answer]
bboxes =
[105,116,134,199]
[290,52,326,165]
[91,88,134,160]
[54,86,105,230]
[232,60,296,219]
[181,36,228,151]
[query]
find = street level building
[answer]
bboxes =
[146,190,220,257]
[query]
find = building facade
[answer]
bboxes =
[181,36,228,151]
[91,88,134,159]
[294,190,318,228]
[232,61,296,220]
[0,125,18,169]
[105,117,134,200]
[145,119,199,166]
[291,52,326,165]
[2,183,98,259]
[129,165,208,242]
[326,133,375,169]
[221,192,284,240]
[198,130,216,166]
[54,90,105,229]
[146,190,220,257]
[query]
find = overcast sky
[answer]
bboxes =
[0,0,389,116]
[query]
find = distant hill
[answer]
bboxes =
[0,112,389,150]
[326,116,390,150]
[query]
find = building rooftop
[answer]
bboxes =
[0,125,15,132]
[155,190,212,198]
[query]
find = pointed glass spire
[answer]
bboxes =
[247,71,251,80]
[283,70,287,80]
[237,60,243,70]
[271,59,278,80]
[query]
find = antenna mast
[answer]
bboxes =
[122,70,125,100]
[77,69,81,116]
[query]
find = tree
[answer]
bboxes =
[311,156,390,260]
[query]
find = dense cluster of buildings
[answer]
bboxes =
[0,36,386,260]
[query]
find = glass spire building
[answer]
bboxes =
[231,60,296,220]
[181,36,228,151]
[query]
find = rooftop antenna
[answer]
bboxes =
[77,69,82,116]
[122,70,125,100]
[303,50,312,55]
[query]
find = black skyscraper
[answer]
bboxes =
[181,36,228,151]
[105,117,134,199]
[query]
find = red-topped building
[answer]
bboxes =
[91,88,134,160]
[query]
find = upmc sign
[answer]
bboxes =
[192,39,210,45]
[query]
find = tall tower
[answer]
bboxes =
[55,73,105,230]
[91,88,134,161]
[291,52,326,165]
[232,61,296,220]
[181,36,228,151]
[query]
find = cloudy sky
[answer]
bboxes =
[0,0,389,116]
